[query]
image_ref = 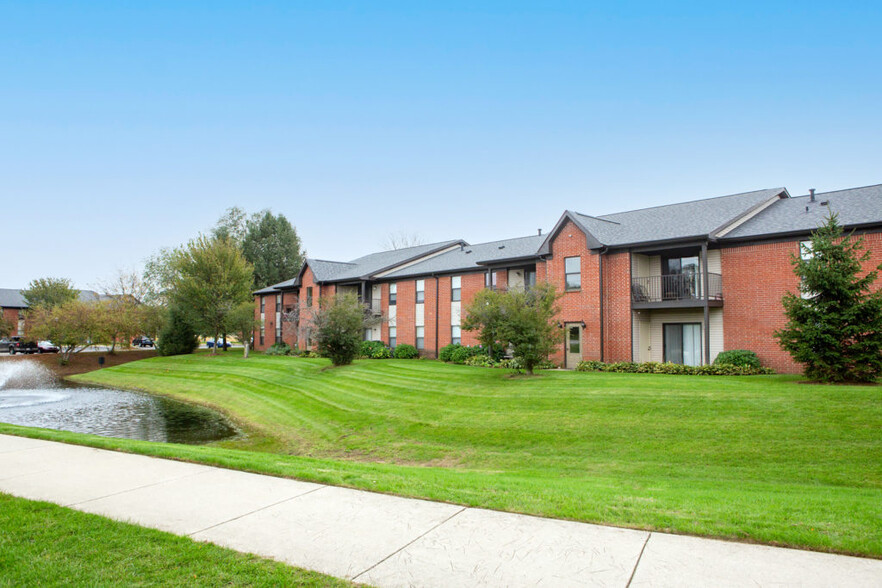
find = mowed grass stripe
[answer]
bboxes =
[62,351,882,557]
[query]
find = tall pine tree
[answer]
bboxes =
[775,214,882,382]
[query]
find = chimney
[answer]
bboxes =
[537,228,542,236]
[809,188,816,202]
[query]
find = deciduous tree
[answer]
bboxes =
[463,282,562,374]
[226,302,261,359]
[311,293,378,366]
[27,300,100,363]
[169,236,254,355]
[21,278,78,309]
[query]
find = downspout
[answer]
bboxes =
[434,275,440,358]
[628,249,633,362]
[702,242,710,365]
[599,247,607,362]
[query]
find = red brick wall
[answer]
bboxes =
[722,231,882,373]
[460,272,487,346]
[602,251,632,362]
[437,276,452,350]
[396,280,415,346]
[2,308,22,336]
[545,219,601,365]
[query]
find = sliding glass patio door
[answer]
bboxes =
[663,323,702,366]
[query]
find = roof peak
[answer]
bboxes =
[792,183,882,198]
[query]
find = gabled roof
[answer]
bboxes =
[723,184,882,240]
[539,187,788,252]
[383,235,546,278]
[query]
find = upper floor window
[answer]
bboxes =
[416,280,425,304]
[260,297,266,313]
[525,269,537,290]
[451,276,461,302]
[389,283,397,305]
[275,294,281,312]
[800,240,815,299]
[564,257,581,290]
[306,287,313,307]
[485,271,498,290]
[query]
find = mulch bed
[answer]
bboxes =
[0,349,157,378]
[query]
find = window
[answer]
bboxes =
[416,326,424,350]
[485,271,498,290]
[389,326,397,348]
[389,283,397,306]
[525,269,537,290]
[564,257,581,290]
[451,325,461,345]
[663,323,702,366]
[306,287,313,307]
[799,240,815,299]
[275,295,282,341]
[662,254,700,300]
[568,326,581,354]
[416,280,425,304]
[260,297,266,313]
[451,276,461,302]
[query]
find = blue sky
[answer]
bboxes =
[2,2,880,288]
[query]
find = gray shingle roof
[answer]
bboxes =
[723,185,882,239]
[570,188,787,247]
[0,288,109,308]
[383,235,546,278]
[0,289,27,308]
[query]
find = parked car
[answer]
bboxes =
[37,341,59,354]
[132,336,155,348]
[2,336,39,355]
[206,339,232,349]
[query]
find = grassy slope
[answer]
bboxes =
[0,493,352,587]
[8,351,878,557]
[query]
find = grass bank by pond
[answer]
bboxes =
[5,351,878,558]
[0,493,353,586]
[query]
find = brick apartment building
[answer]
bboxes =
[0,289,111,338]
[253,185,882,373]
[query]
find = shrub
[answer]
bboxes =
[439,343,462,362]
[449,345,481,364]
[465,354,497,368]
[157,306,198,356]
[575,359,774,376]
[264,342,293,356]
[393,344,420,359]
[359,340,392,359]
[312,294,365,366]
[714,349,761,369]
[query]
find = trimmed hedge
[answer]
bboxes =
[714,349,761,369]
[576,360,774,376]
[393,344,420,359]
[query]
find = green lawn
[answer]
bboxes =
[3,352,880,557]
[0,492,352,587]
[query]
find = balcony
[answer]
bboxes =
[369,298,382,315]
[630,272,723,309]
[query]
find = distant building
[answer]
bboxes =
[252,185,882,373]
[0,288,111,337]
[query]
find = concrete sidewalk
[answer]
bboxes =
[1,434,879,587]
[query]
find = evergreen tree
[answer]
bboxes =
[158,306,199,356]
[775,214,882,383]
[242,211,305,289]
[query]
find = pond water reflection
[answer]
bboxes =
[0,362,237,444]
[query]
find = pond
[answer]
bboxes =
[0,360,237,445]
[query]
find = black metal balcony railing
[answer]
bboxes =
[369,298,382,315]
[630,272,722,304]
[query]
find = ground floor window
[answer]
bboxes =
[389,326,396,348]
[663,323,701,366]
[451,325,461,345]
[416,326,425,350]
